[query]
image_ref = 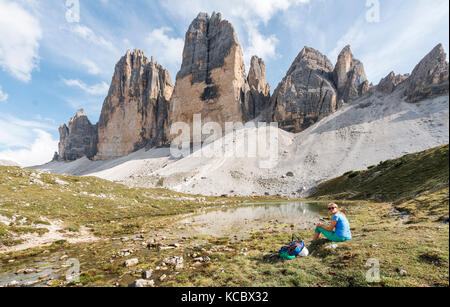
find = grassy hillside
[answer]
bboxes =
[311,144,449,204]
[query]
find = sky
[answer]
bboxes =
[0,0,449,166]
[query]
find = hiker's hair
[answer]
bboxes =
[329,203,345,214]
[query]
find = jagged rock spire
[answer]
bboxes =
[248,56,270,95]
[333,45,369,103]
[403,44,449,102]
[169,12,268,140]
[243,55,271,121]
[377,71,409,94]
[270,46,338,133]
[94,49,173,160]
[58,109,97,161]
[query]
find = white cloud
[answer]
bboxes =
[244,23,279,67]
[232,0,310,24]
[69,24,115,52]
[0,85,8,102]
[0,114,54,148]
[0,129,58,167]
[145,27,184,70]
[62,78,109,96]
[81,59,101,75]
[0,0,42,82]
[0,114,58,167]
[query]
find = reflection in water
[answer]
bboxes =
[0,256,66,287]
[180,202,328,238]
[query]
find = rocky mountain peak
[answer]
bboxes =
[57,110,97,161]
[403,44,449,102]
[243,55,271,121]
[270,46,339,133]
[287,46,335,76]
[176,11,240,84]
[333,45,369,103]
[75,109,87,118]
[169,12,265,140]
[248,56,270,95]
[377,71,409,94]
[95,49,173,160]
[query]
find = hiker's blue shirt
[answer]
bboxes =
[332,213,352,240]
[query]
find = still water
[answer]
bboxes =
[179,201,330,238]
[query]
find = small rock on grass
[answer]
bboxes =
[398,269,408,276]
[124,258,139,267]
[142,270,153,279]
[130,279,154,287]
[23,268,35,274]
[193,256,211,263]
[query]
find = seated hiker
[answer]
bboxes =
[313,203,352,242]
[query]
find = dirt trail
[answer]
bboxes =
[0,220,98,254]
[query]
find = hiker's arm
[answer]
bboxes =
[317,220,338,232]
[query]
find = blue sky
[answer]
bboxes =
[0,0,449,166]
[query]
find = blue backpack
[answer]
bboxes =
[280,234,305,257]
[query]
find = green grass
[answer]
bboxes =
[311,144,449,205]
[162,203,449,287]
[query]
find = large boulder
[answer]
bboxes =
[58,109,98,161]
[95,49,173,160]
[168,12,266,140]
[403,44,449,103]
[333,45,369,102]
[270,47,339,133]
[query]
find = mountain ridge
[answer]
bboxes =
[52,13,449,185]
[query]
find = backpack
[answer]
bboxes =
[279,234,305,258]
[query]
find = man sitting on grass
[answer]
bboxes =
[313,203,352,242]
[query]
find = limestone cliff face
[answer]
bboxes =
[169,12,266,140]
[333,45,369,103]
[58,109,97,161]
[95,49,173,159]
[270,47,339,133]
[402,44,449,103]
[243,56,271,121]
